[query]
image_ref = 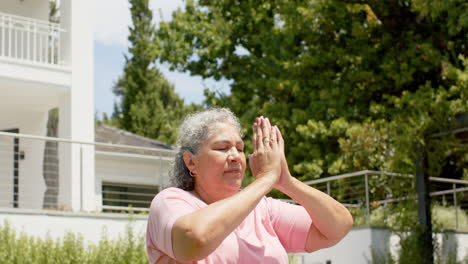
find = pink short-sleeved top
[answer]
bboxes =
[146,187,312,264]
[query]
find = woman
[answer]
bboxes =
[146,108,353,263]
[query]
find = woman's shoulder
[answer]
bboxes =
[150,187,204,209]
[259,196,298,215]
[154,187,193,201]
[158,187,188,195]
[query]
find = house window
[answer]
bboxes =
[102,182,159,211]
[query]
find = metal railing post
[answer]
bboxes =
[14,23,17,58]
[365,174,370,225]
[453,183,458,229]
[27,20,30,60]
[80,144,83,211]
[45,28,49,63]
[326,181,331,195]
[57,29,61,64]
[1,15,4,56]
[159,153,163,190]
[8,16,12,57]
[33,20,37,61]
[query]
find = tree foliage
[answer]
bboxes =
[155,0,467,179]
[112,0,196,144]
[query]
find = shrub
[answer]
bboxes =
[432,205,468,231]
[0,219,147,264]
[353,204,468,231]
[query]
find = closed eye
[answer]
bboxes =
[215,148,229,151]
[212,140,244,152]
[213,145,230,151]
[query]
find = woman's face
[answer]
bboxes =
[191,122,246,200]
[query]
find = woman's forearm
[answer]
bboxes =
[172,176,276,261]
[277,175,353,252]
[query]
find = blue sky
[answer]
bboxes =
[93,0,229,118]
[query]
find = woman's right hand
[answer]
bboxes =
[249,117,282,185]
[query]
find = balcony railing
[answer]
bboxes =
[0,131,175,212]
[303,170,468,230]
[0,12,65,65]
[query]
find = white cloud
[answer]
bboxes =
[94,0,185,47]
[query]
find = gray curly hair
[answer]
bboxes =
[173,108,242,190]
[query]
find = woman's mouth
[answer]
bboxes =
[225,168,241,173]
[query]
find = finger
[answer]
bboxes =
[265,117,276,149]
[256,118,264,151]
[261,117,270,148]
[252,122,257,151]
[264,117,272,134]
[255,117,263,150]
[270,124,277,149]
[268,120,277,143]
[275,126,284,152]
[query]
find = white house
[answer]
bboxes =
[94,124,175,212]
[0,0,175,242]
[0,0,175,209]
[0,0,95,211]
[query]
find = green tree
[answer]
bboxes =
[49,0,59,23]
[155,0,467,179]
[113,0,192,144]
[155,4,467,261]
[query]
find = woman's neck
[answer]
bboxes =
[192,185,238,204]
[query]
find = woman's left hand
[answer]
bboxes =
[249,117,282,185]
[271,122,293,190]
[252,117,353,253]
[252,117,292,190]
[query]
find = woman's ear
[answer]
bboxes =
[182,152,197,174]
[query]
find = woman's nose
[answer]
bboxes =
[227,148,240,162]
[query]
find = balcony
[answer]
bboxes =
[0,12,71,113]
[0,11,65,66]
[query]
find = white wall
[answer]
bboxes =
[0,0,49,20]
[95,153,173,210]
[57,0,95,212]
[0,0,95,213]
[455,233,468,263]
[0,210,147,244]
[296,227,468,264]
[0,110,48,210]
[0,61,71,100]
[298,227,374,264]
[96,154,172,186]
[0,136,14,208]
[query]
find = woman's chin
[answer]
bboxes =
[223,172,243,183]
[223,179,243,191]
